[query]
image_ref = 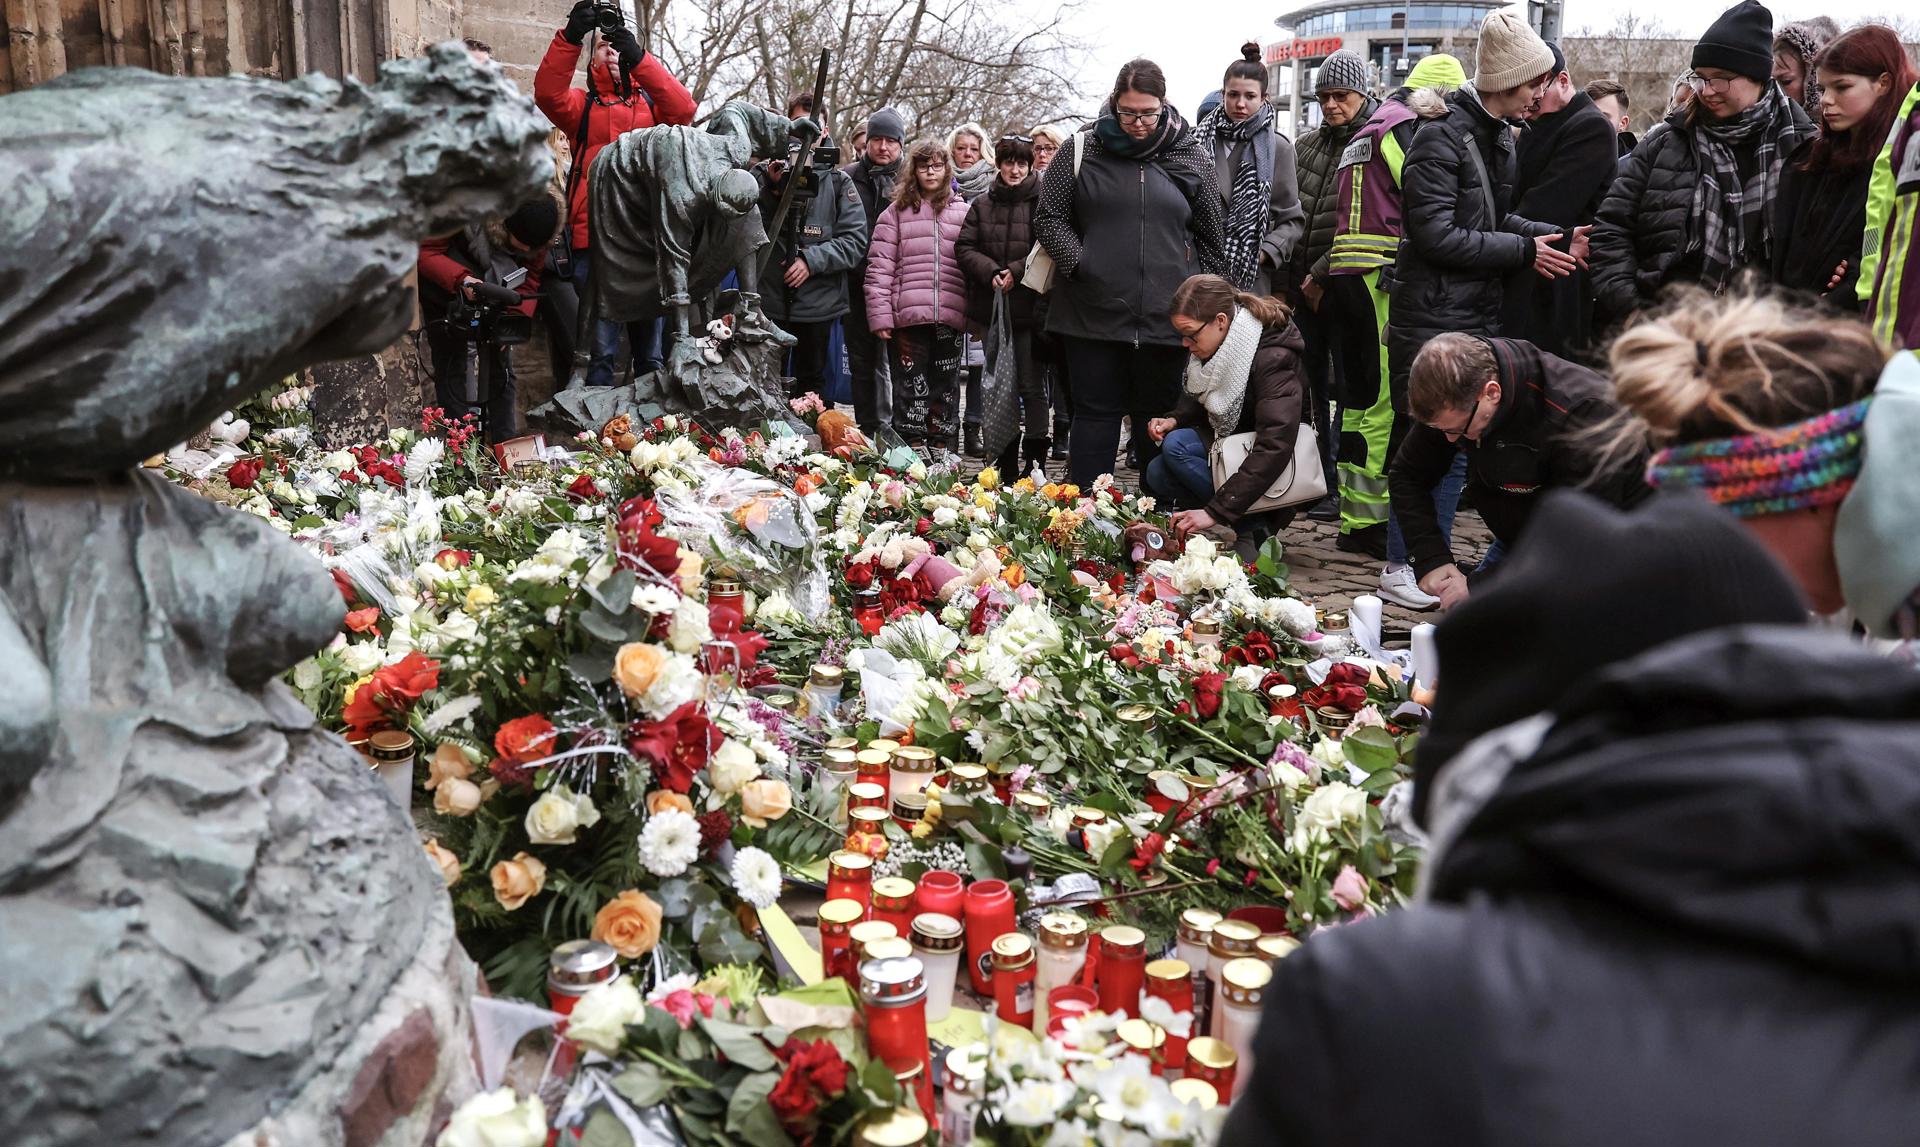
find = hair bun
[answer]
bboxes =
[1240,41,1262,63]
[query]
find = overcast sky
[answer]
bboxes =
[1072,0,1912,120]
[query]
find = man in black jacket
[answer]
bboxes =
[1390,333,1646,608]
[842,108,905,434]
[1219,490,1920,1147]
[1504,42,1621,357]
[756,135,869,401]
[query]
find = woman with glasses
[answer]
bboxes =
[1590,0,1816,324]
[1034,58,1226,488]
[1193,42,1306,295]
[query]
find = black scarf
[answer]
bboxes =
[1194,104,1275,290]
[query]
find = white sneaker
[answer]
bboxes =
[1378,563,1440,610]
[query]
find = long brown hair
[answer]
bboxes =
[1170,274,1291,327]
[891,139,954,213]
[1802,25,1916,175]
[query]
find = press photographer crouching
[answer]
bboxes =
[756,132,869,400]
[418,195,561,442]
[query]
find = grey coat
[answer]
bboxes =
[756,162,870,325]
[1209,126,1306,289]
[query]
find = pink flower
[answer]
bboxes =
[654,989,699,1029]
[1331,864,1369,912]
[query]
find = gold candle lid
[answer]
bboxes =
[368,730,415,762]
[892,745,938,770]
[1187,1036,1238,1071]
[1013,791,1052,816]
[866,738,902,755]
[848,781,888,803]
[848,807,891,828]
[1209,918,1260,957]
[856,748,893,771]
[945,1044,986,1083]
[991,933,1035,969]
[948,763,989,784]
[1170,1078,1219,1109]
[890,792,929,820]
[763,693,797,712]
[828,850,874,875]
[818,898,866,930]
[1257,934,1302,961]
[822,748,860,770]
[810,664,846,687]
[1323,610,1349,630]
[910,912,964,951]
[863,936,913,961]
[1115,703,1155,724]
[1070,806,1107,826]
[1116,1018,1166,1052]
[872,876,916,904]
[849,920,898,947]
[1144,957,1190,983]
[856,1108,929,1147]
[1220,956,1273,1005]
[1100,925,1146,956]
[1177,907,1223,944]
[1038,912,1089,948]
[825,736,860,751]
[709,577,743,595]
[1191,612,1221,635]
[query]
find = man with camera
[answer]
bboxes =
[418,197,562,441]
[536,0,696,386]
[756,129,869,401]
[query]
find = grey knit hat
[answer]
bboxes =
[1473,9,1555,92]
[866,106,905,143]
[1315,50,1370,96]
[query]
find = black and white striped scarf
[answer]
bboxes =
[1194,104,1275,290]
[1686,86,1800,293]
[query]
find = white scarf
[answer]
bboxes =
[1182,307,1263,438]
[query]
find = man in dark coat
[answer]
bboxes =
[1503,42,1620,356]
[1389,333,1647,609]
[756,137,869,401]
[1585,77,1637,156]
[1220,489,1920,1147]
[842,108,905,433]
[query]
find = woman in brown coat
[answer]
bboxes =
[955,135,1050,475]
[1146,274,1307,549]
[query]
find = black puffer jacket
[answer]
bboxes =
[1293,97,1378,287]
[1771,160,1870,308]
[954,173,1040,333]
[1386,89,1555,381]
[1220,626,1920,1147]
[1589,102,1816,321]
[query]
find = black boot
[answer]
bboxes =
[964,425,983,457]
[1020,437,1049,478]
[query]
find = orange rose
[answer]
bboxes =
[426,743,474,791]
[591,889,664,959]
[646,790,695,817]
[675,551,704,594]
[612,642,667,699]
[489,852,547,910]
[423,838,462,887]
[739,779,793,828]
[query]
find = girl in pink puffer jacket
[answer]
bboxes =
[865,139,973,449]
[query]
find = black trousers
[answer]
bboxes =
[782,319,836,400]
[1059,336,1186,489]
[427,325,518,443]
[843,296,885,433]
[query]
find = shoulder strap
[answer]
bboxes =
[1462,134,1499,223]
[562,94,597,211]
[1072,131,1085,177]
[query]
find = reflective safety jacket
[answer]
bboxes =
[1327,92,1419,275]
[1862,83,1920,350]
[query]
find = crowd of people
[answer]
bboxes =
[419,0,1920,631]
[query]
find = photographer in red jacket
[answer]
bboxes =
[536,0,696,386]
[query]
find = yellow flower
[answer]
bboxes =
[465,584,499,612]
[1012,477,1036,494]
[976,466,1000,490]
[342,673,374,706]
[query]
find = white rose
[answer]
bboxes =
[291,658,323,691]
[436,1087,546,1147]
[632,583,680,614]
[563,978,643,1056]
[524,786,600,845]
[340,642,384,676]
[1300,781,1367,837]
[932,506,960,527]
[322,450,356,473]
[707,739,761,795]
[667,597,712,653]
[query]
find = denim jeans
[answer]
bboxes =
[571,249,664,386]
[1387,452,1468,566]
[1144,427,1213,509]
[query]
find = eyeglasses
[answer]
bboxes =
[1690,73,1738,94]
[1316,90,1357,104]
[997,135,1034,147]
[1115,108,1162,125]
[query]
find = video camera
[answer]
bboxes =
[448,266,533,347]
[769,141,841,199]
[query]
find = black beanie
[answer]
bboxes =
[502,197,560,249]
[1692,0,1775,82]
[1412,491,1807,825]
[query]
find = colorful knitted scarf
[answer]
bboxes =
[1645,398,1873,517]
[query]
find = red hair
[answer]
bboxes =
[1801,24,1916,176]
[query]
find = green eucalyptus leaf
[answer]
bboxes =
[577,1108,637,1147]
[697,1017,779,1071]
[1341,726,1400,774]
[725,1070,792,1146]
[611,1064,673,1108]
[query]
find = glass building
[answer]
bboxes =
[1267,0,1505,133]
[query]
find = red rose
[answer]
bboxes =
[626,702,719,793]
[565,473,600,501]
[768,1040,852,1136]
[845,561,875,590]
[615,497,682,576]
[494,714,556,763]
[1193,671,1226,720]
[344,607,381,634]
[1108,643,1135,662]
[376,652,440,701]
[341,652,440,737]
[914,517,932,535]
[697,808,733,856]
[226,458,263,489]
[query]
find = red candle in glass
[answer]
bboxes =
[861,956,935,1119]
[826,850,874,912]
[871,877,917,935]
[1185,1037,1237,1100]
[1049,985,1099,1021]
[546,939,619,1019]
[916,869,964,921]
[963,879,1015,995]
[819,898,866,982]
[991,934,1037,1028]
[1096,925,1147,1019]
[855,749,891,797]
[1143,959,1195,1069]
[852,589,885,636]
[707,578,746,634]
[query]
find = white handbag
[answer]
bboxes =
[1208,421,1328,513]
[1020,133,1085,295]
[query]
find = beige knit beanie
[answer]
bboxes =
[1473,10,1554,92]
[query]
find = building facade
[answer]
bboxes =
[1268,0,1505,134]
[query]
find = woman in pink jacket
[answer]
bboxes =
[866,139,973,451]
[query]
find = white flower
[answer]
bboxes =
[730,846,781,908]
[405,437,446,483]
[1043,1119,1095,1147]
[322,449,356,474]
[1088,1055,1171,1126]
[1002,1079,1076,1127]
[423,694,483,735]
[707,739,761,795]
[1300,781,1367,839]
[291,658,323,691]
[667,596,713,653]
[638,808,700,876]
[1230,664,1269,692]
[340,642,384,676]
[436,1087,545,1147]
[631,583,680,614]
[932,505,960,527]
[752,589,802,626]
[1082,817,1125,861]
[1137,994,1192,1038]
[1144,1093,1209,1141]
[639,651,704,717]
[562,977,642,1056]
[524,785,601,845]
